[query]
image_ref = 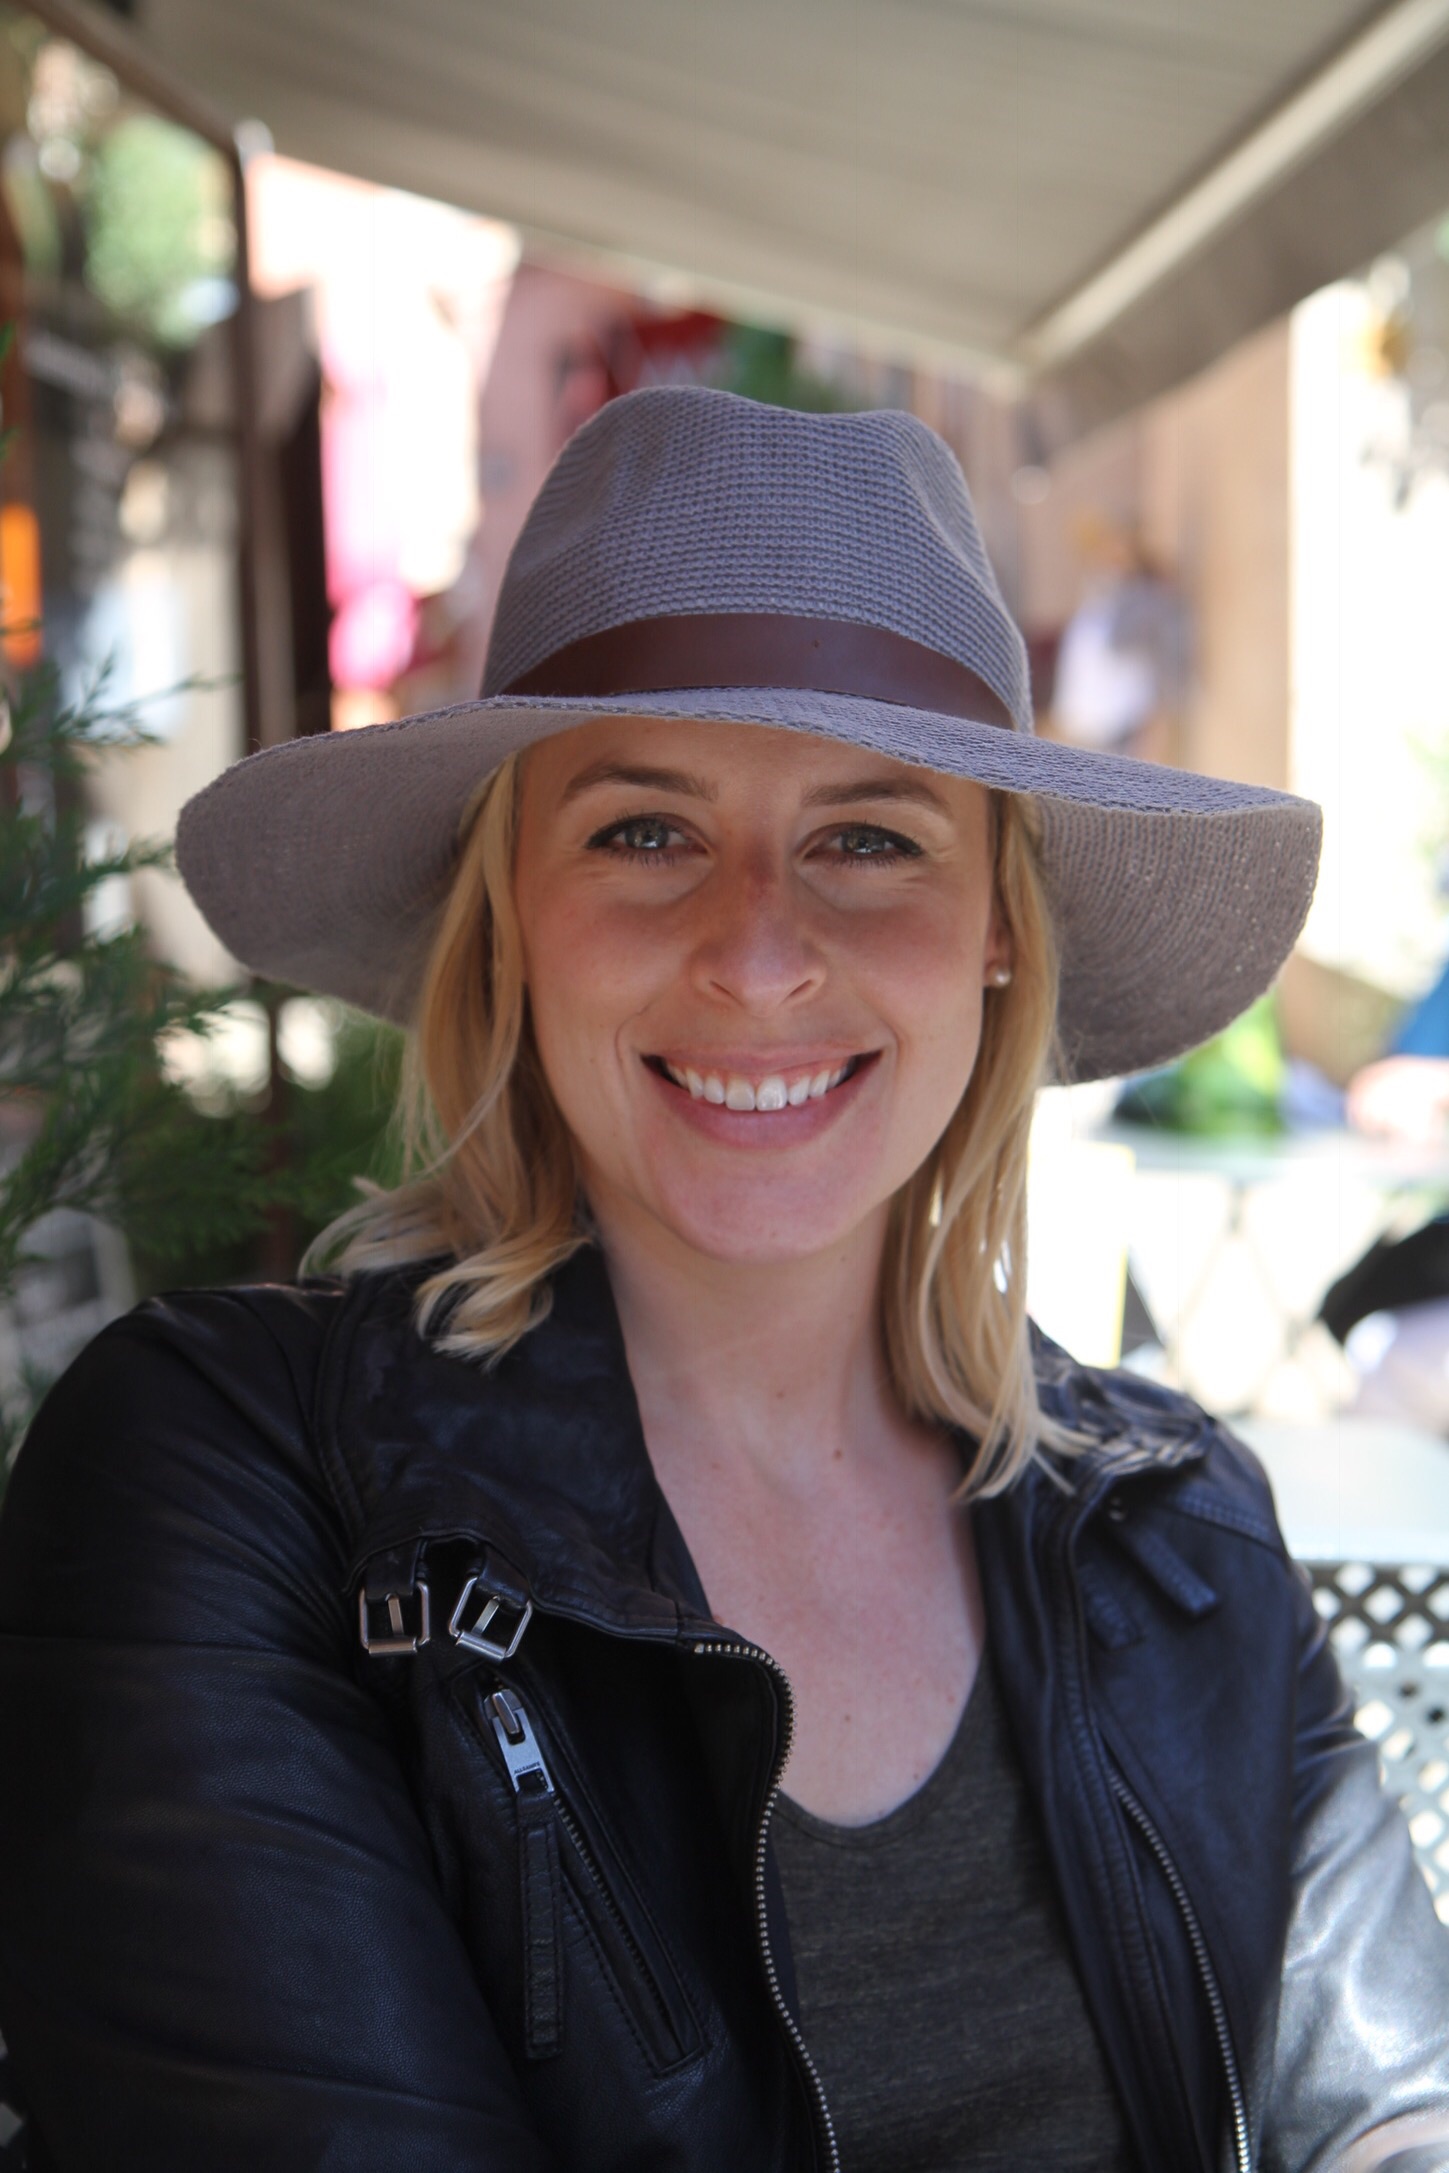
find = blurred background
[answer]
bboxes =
[6,0,1449,1797]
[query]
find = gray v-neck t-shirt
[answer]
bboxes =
[771,1652,1136,2172]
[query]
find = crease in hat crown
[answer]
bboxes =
[481,386,1033,733]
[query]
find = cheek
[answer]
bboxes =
[907,985,987,1139]
[521,894,602,1060]
[864,890,989,1041]
[518,882,666,1102]
[866,896,992,1136]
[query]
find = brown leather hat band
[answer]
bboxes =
[497,610,1016,729]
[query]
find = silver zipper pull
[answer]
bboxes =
[488,1686,563,2060]
[487,1687,556,1796]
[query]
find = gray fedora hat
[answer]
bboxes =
[177,385,1320,1083]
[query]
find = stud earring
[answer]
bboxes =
[988,965,1013,987]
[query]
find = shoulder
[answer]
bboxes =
[14,1276,351,1469]
[1032,1329,1285,1553]
[0,1278,381,1648]
[1004,1348,1320,1737]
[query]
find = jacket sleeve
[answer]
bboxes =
[1262,1560,1449,2173]
[0,1291,556,2173]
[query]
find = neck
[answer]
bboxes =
[588,1191,920,1495]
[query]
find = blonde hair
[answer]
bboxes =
[313,752,1065,1497]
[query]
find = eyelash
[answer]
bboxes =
[585,816,924,866]
[586,816,693,863]
[828,825,923,865]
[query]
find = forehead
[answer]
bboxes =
[520,712,981,819]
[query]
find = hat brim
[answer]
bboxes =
[175,688,1321,1084]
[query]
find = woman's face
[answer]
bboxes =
[512,715,1010,1268]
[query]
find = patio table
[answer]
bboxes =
[1095,1124,1449,1417]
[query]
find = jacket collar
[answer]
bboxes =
[325,1246,708,1642]
[323,1247,1211,1645]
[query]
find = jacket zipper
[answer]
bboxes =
[1058,1467,1250,2173]
[487,1687,693,2066]
[488,1686,564,2057]
[1108,1768,1251,2173]
[691,1638,841,2173]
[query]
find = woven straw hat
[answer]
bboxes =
[177,386,1320,1083]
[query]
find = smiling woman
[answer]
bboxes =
[1,388,1447,2173]
[328,716,1057,1498]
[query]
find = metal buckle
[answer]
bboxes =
[449,1573,534,1661]
[358,1581,431,1655]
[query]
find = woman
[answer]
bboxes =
[0,387,1446,2173]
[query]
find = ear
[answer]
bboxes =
[982,901,1014,989]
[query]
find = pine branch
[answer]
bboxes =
[1,644,405,1465]
[0,658,273,1309]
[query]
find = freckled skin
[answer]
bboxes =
[512,713,1009,1823]
[513,714,1007,1272]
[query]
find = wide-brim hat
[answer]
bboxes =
[177,386,1321,1083]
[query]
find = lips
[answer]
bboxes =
[648,1055,866,1111]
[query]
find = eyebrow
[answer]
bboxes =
[556,758,953,818]
[800,775,954,816]
[558,760,720,806]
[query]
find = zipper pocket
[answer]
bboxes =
[489,1688,564,2058]
[1109,1768,1251,2173]
[484,1686,699,2072]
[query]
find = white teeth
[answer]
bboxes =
[660,1059,861,1108]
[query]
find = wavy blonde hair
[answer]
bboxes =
[312,750,1064,1497]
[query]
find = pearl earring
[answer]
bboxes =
[988,966,1012,987]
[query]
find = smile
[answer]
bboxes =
[649,1055,867,1111]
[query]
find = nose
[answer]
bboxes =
[689,855,826,1014]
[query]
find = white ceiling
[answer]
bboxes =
[133,0,1449,431]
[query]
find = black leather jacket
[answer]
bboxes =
[1,1250,1447,2172]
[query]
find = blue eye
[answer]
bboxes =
[828,825,921,861]
[587,815,688,858]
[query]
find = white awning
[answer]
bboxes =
[135,0,1449,438]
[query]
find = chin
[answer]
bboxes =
[647,1176,886,1268]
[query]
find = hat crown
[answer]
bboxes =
[482,386,1032,731]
